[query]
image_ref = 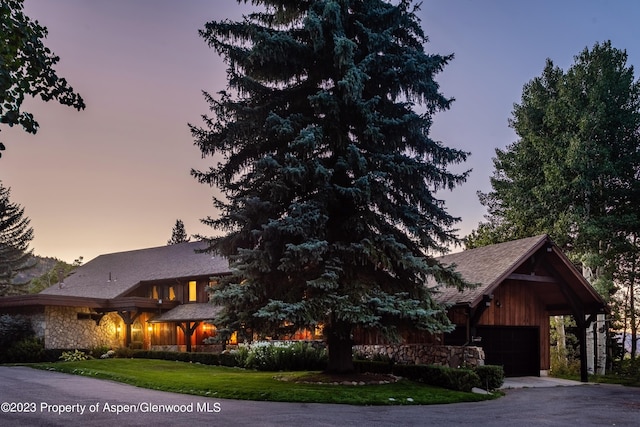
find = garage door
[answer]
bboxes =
[476,326,540,377]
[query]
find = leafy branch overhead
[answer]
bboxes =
[0,0,85,156]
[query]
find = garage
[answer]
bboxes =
[477,326,540,377]
[436,235,607,381]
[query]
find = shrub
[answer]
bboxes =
[97,342,326,371]
[59,349,90,362]
[100,350,116,359]
[89,345,111,359]
[242,341,327,371]
[114,347,135,358]
[475,365,504,391]
[0,314,34,349]
[42,349,67,362]
[612,358,640,384]
[218,351,241,367]
[3,337,44,363]
[392,363,481,392]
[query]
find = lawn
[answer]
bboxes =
[30,359,499,405]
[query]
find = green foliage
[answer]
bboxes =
[0,0,85,156]
[27,258,80,294]
[124,343,327,371]
[194,0,470,373]
[167,219,190,245]
[392,364,481,392]
[59,349,90,362]
[474,365,504,391]
[2,336,44,363]
[243,341,327,371]
[0,183,34,295]
[0,313,33,348]
[469,41,640,300]
[611,358,640,385]
[549,315,581,377]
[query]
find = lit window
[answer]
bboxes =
[152,286,159,300]
[169,286,176,301]
[189,281,197,302]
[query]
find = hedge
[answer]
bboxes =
[392,363,481,392]
[475,365,505,391]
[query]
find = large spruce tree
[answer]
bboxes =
[192,0,469,373]
[0,182,33,295]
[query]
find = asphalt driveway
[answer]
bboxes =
[0,366,638,426]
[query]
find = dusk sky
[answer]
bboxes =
[3,0,640,263]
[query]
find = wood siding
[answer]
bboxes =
[477,279,550,371]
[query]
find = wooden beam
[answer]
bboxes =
[507,273,559,283]
[177,321,201,352]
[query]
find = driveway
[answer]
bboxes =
[0,366,639,426]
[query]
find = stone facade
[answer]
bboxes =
[43,306,121,349]
[353,344,485,368]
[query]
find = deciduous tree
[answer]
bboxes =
[192,0,469,373]
[0,0,85,157]
[470,41,640,367]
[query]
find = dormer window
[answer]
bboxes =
[189,281,197,302]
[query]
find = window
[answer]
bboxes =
[188,281,197,302]
[169,286,176,301]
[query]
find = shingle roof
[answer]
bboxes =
[40,241,230,299]
[149,303,222,323]
[433,234,549,306]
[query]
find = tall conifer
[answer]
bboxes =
[192,0,469,372]
[0,182,33,295]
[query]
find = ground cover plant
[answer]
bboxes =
[30,359,498,405]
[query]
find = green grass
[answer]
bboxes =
[29,359,499,405]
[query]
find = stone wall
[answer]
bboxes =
[353,344,485,368]
[150,344,224,353]
[44,306,121,349]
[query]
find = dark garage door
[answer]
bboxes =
[477,326,539,377]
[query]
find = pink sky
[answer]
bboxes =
[2,0,640,263]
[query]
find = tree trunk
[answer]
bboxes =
[631,279,637,359]
[555,315,567,368]
[325,321,354,374]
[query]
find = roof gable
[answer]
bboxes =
[434,235,552,306]
[40,241,230,299]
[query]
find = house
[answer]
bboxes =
[0,242,231,352]
[0,235,606,381]
[434,234,606,380]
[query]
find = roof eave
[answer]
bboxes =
[468,234,550,307]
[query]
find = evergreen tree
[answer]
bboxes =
[0,182,33,296]
[0,0,85,157]
[167,219,190,245]
[192,0,469,373]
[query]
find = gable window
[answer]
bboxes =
[189,281,197,302]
